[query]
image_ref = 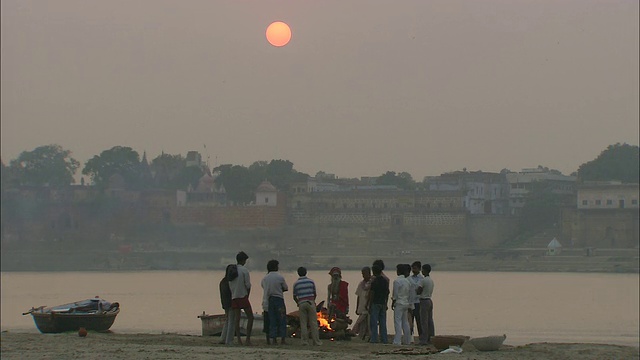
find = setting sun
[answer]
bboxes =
[266,21,291,47]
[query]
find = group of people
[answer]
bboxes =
[218,251,435,347]
[218,251,325,346]
[352,260,435,345]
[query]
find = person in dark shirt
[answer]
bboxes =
[219,264,234,344]
[367,264,389,344]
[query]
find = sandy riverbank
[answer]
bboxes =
[1,332,638,360]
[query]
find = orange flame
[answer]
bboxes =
[316,312,334,331]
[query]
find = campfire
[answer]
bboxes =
[287,307,352,341]
[317,311,333,332]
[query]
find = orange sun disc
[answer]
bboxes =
[266,21,291,47]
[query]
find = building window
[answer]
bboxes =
[582,200,588,206]
[265,197,269,203]
[632,199,638,205]
[595,200,601,206]
[606,200,613,205]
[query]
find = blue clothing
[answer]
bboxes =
[293,276,317,302]
[369,303,388,344]
[268,296,287,339]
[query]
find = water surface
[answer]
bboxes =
[1,270,638,346]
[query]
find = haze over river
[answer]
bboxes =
[1,270,638,347]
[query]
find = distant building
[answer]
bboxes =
[561,182,639,248]
[426,171,509,215]
[577,182,639,209]
[255,180,278,206]
[177,171,226,207]
[185,151,203,168]
[506,168,576,215]
[547,237,562,255]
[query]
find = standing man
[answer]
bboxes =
[293,267,322,346]
[261,259,288,345]
[353,266,372,340]
[367,264,389,344]
[408,261,424,338]
[417,264,435,345]
[227,251,254,346]
[392,264,412,345]
[219,264,234,344]
[327,267,349,320]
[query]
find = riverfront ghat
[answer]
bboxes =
[2,246,638,273]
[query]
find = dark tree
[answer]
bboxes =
[214,164,256,204]
[577,143,639,183]
[82,146,141,189]
[377,171,416,190]
[8,144,79,187]
[151,153,187,189]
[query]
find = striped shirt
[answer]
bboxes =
[293,276,317,302]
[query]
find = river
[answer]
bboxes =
[1,270,638,346]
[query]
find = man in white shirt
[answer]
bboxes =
[408,261,424,338]
[353,266,372,340]
[261,259,288,345]
[226,251,254,345]
[391,264,412,345]
[417,264,435,345]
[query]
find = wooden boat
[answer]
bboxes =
[431,335,470,350]
[467,334,507,351]
[23,298,120,334]
[198,312,264,337]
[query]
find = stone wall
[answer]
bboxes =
[564,208,640,248]
[467,215,519,247]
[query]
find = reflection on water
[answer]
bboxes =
[1,270,638,346]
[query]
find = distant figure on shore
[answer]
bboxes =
[293,266,322,346]
[408,261,423,337]
[392,264,412,345]
[353,266,372,340]
[367,264,389,344]
[219,264,234,344]
[261,259,288,345]
[417,263,435,345]
[226,251,254,345]
[327,267,349,320]
[260,265,271,344]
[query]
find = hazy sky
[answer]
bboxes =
[2,0,638,180]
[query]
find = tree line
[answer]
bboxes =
[1,143,638,204]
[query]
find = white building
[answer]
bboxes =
[577,182,639,210]
[255,180,278,206]
[427,171,509,215]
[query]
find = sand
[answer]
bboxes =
[1,331,638,360]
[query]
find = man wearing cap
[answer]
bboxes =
[327,267,349,320]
